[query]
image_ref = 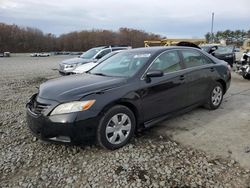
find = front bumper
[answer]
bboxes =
[26,96,101,145]
[59,64,77,75]
[59,69,75,76]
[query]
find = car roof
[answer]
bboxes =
[92,45,130,50]
[124,46,202,54]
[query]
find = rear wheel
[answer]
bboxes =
[97,105,136,150]
[204,82,223,110]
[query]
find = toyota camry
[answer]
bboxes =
[26,47,231,149]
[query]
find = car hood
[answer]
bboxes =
[38,74,127,102]
[73,62,98,73]
[61,57,95,65]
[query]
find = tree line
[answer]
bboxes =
[1,23,250,52]
[205,29,250,46]
[0,23,161,52]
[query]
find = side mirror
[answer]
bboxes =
[144,70,163,83]
[146,70,164,79]
[146,70,164,78]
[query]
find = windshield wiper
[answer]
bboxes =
[91,72,109,76]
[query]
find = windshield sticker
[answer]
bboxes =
[134,54,151,58]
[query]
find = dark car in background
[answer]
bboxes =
[59,45,131,75]
[26,47,231,150]
[200,45,235,67]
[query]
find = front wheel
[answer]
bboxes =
[97,105,136,150]
[204,82,224,110]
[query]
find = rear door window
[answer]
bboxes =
[181,50,212,68]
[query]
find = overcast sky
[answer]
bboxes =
[0,0,249,38]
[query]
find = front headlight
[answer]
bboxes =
[50,100,96,115]
[65,64,77,68]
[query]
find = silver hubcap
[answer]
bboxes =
[212,86,222,106]
[105,113,131,145]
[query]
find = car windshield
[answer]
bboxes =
[214,46,234,54]
[80,48,103,59]
[95,51,120,63]
[89,51,151,77]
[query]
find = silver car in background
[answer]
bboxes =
[72,50,125,74]
[59,45,131,75]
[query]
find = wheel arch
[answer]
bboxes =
[216,79,226,94]
[100,100,141,130]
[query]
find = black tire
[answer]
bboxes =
[97,105,136,150]
[204,82,224,110]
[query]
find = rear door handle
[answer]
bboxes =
[179,75,185,80]
[210,67,215,72]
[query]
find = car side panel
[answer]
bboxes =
[138,71,188,122]
[181,65,217,106]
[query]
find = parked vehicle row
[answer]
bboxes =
[200,45,235,67]
[0,52,11,57]
[58,45,131,75]
[30,53,50,57]
[26,46,231,149]
[53,51,83,55]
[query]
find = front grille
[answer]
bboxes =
[31,100,50,115]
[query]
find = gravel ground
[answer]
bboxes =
[151,71,250,170]
[0,55,250,187]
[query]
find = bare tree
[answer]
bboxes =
[0,23,162,52]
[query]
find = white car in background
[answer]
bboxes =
[59,45,130,75]
[30,53,50,57]
[72,50,124,74]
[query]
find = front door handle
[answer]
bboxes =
[210,67,215,72]
[179,75,185,80]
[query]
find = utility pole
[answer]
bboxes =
[211,12,214,43]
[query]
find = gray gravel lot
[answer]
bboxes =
[0,55,250,187]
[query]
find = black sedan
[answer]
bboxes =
[26,47,231,149]
[200,45,235,67]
